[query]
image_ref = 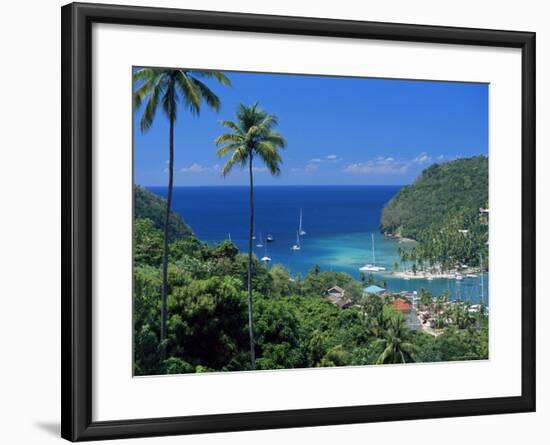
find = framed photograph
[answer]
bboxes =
[61,2,536,441]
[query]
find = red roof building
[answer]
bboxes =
[392,298,410,313]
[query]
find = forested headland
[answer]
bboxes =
[380,156,489,270]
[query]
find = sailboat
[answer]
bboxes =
[266,233,274,242]
[256,232,264,248]
[291,230,301,251]
[252,223,256,240]
[359,233,386,272]
[261,244,271,263]
[299,209,306,236]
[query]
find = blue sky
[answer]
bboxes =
[133,70,488,186]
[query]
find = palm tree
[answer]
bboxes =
[215,102,286,369]
[133,68,230,357]
[374,314,416,364]
[419,288,432,311]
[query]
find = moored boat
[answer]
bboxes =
[359,233,386,272]
[256,232,264,248]
[291,230,301,251]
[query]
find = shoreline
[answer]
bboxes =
[383,232,417,244]
[390,267,484,280]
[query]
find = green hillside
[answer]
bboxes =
[134,185,193,240]
[380,156,488,268]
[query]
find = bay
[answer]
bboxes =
[147,185,488,305]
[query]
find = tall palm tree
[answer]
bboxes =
[215,102,286,369]
[133,68,231,357]
[374,314,416,364]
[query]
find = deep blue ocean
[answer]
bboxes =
[147,185,488,304]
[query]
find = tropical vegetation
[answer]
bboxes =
[133,68,230,356]
[133,193,488,375]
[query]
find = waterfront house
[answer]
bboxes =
[326,286,351,308]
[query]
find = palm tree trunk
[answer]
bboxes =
[160,115,175,360]
[247,155,256,369]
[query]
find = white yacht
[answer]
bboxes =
[359,233,386,272]
[291,231,301,251]
[256,232,264,248]
[261,244,271,263]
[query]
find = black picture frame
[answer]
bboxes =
[61,2,536,441]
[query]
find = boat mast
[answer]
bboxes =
[371,233,376,265]
[299,209,303,233]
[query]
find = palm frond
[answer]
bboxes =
[140,80,162,132]
[376,344,393,365]
[175,71,201,115]
[219,119,245,136]
[256,114,278,131]
[132,67,163,83]
[133,79,152,110]
[255,142,282,176]
[214,133,244,146]
[133,71,165,129]
[221,148,249,177]
[190,77,222,112]
[216,142,245,158]
[261,132,287,149]
[189,70,232,87]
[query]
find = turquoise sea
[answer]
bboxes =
[148,185,488,305]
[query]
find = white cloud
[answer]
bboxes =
[308,154,342,164]
[181,163,207,173]
[343,152,434,175]
[344,160,409,175]
[180,163,221,174]
[305,163,320,173]
[413,152,432,164]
